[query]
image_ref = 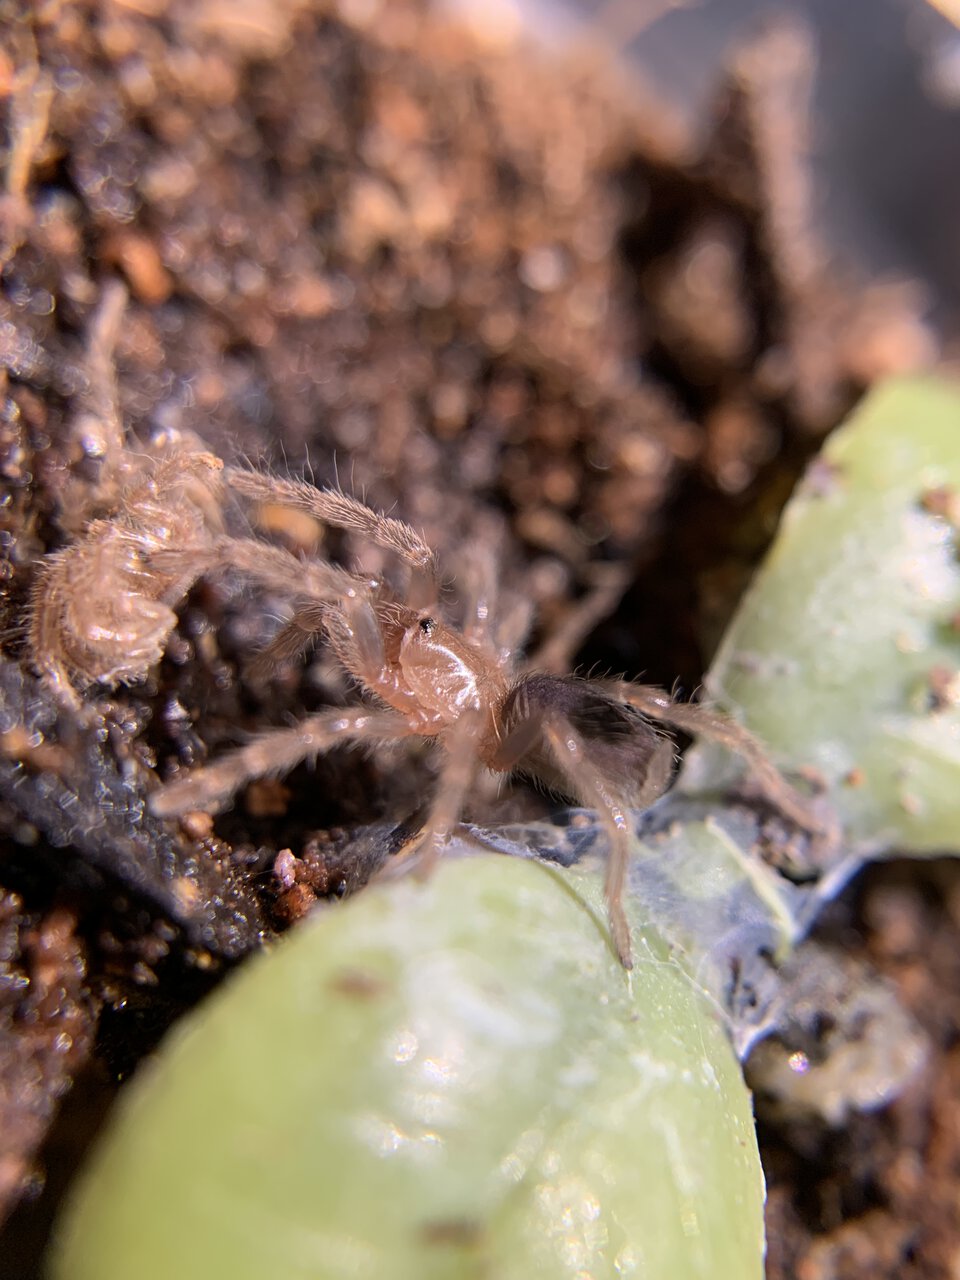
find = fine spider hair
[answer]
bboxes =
[140,475,822,969]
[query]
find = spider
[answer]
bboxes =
[143,469,823,969]
[25,284,819,965]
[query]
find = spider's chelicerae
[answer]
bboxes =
[127,470,821,969]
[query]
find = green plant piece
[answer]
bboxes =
[50,856,764,1280]
[682,377,960,853]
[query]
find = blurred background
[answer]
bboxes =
[516,0,960,328]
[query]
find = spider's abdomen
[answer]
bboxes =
[500,674,675,810]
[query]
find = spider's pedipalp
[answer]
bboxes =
[246,604,329,680]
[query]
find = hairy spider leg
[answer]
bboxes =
[149,707,416,818]
[384,707,488,880]
[601,681,828,836]
[148,536,374,683]
[29,553,90,707]
[486,686,673,970]
[540,716,636,967]
[150,536,363,608]
[74,279,127,484]
[227,469,439,611]
[152,588,439,818]
[524,562,631,677]
[455,536,501,654]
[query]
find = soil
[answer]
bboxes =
[0,0,956,1275]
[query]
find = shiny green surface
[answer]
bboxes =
[684,377,960,852]
[51,856,763,1280]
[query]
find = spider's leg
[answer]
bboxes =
[413,708,485,875]
[488,701,636,969]
[227,469,439,606]
[149,707,414,818]
[524,563,630,677]
[493,593,535,667]
[603,681,827,835]
[77,279,127,469]
[28,553,83,707]
[150,536,362,607]
[539,714,636,969]
[247,604,329,680]
[456,532,501,652]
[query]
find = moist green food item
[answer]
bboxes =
[684,376,960,854]
[50,855,764,1280]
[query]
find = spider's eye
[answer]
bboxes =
[418,617,436,637]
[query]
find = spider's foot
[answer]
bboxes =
[410,833,443,881]
[375,826,447,884]
[607,899,634,970]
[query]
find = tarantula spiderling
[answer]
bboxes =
[143,468,823,969]
[24,281,820,964]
